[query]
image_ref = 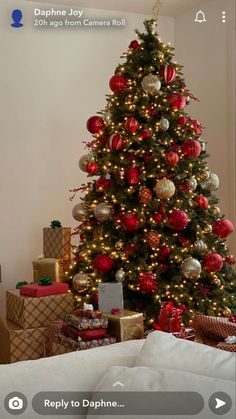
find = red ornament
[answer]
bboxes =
[168,210,189,231]
[139,187,152,204]
[178,181,191,193]
[190,119,203,135]
[145,230,160,249]
[229,316,236,323]
[144,154,151,163]
[165,151,179,166]
[95,177,111,190]
[169,93,186,110]
[85,161,98,175]
[160,246,171,258]
[107,134,125,151]
[178,233,190,246]
[122,212,139,232]
[124,243,140,256]
[129,40,140,49]
[152,213,163,223]
[139,273,157,294]
[124,118,139,133]
[109,74,127,93]
[225,255,235,265]
[203,253,223,272]
[181,139,201,158]
[87,116,104,134]
[195,195,209,208]
[146,106,156,117]
[124,166,140,185]
[178,116,187,126]
[153,323,162,330]
[140,130,151,140]
[160,64,176,83]
[212,219,234,238]
[93,254,114,273]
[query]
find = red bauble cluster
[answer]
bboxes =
[203,253,223,272]
[139,273,157,294]
[122,212,139,232]
[178,115,187,126]
[124,118,139,133]
[181,139,201,158]
[168,210,189,230]
[95,177,111,190]
[93,254,114,272]
[129,40,139,49]
[87,116,104,134]
[124,166,140,185]
[165,151,179,166]
[109,74,127,93]
[140,130,151,140]
[212,219,234,238]
[86,161,98,175]
[160,64,176,83]
[169,93,186,110]
[107,134,125,151]
[190,119,203,135]
[195,195,209,208]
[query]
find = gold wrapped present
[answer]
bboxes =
[0,319,47,364]
[6,289,73,329]
[51,342,71,356]
[43,227,71,259]
[103,310,144,342]
[33,258,61,283]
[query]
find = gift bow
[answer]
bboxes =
[39,277,52,286]
[162,301,186,318]
[50,220,62,229]
[16,281,29,289]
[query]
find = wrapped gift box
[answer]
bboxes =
[51,342,72,356]
[65,314,108,330]
[6,289,73,329]
[43,227,71,259]
[102,310,144,342]
[57,333,116,351]
[62,325,108,341]
[158,302,183,333]
[193,314,236,341]
[33,258,61,283]
[0,319,47,364]
[98,283,123,313]
[20,282,68,297]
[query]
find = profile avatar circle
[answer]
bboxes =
[11,9,24,28]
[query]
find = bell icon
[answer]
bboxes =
[195,10,206,23]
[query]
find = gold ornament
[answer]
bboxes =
[213,277,221,286]
[72,203,87,222]
[73,273,92,294]
[141,74,161,95]
[211,206,220,215]
[94,203,112,222]
[222,307,232,317]
[154,179,175,199]
[115,268,125,282]
[203,224,212,234]
[200,170,210,181]
[194,240,205,252]
[115,240,124,250]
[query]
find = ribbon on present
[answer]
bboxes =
[50,220,62,229]
[16,281,29,289]
[111,308,122,315]
[39,277,52,286]
[157,301,186,333]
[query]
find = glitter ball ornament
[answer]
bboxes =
[195,195,209,208]
[160,246,171,258]
[141,74,161,95]
[79,154,93,172]
[87,116,104,134]
[139,187,152,204]
[168,210,189,230]
[201,172,219,191]
[107,134,125,151]
[178,115,187,126]
[109,74,127,93]
[72,203,87,222]
[155,179,175,200]
[165,151,179,166]
[189,176,197,191]
[194,240,205,252]
[129,40,139,49]
[139,273,157,294]
[169,93,186,110]
[160,118,170,131]
[212,219,234,238]
[145,230,160,249]
[95,176,111,191]
[181,257,202,279]
[86,161,98,175]
[160,64,176,83]
[93,254,114,272]
[124,166,141,185]
[181,139,201,158]
[122,212,139,232]
[115,268,125,282]
[124,118,139,133]
[73,273,92,293]
[94,203,112,222]
[203,253,223,272]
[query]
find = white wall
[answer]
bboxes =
[0,0,174,318]
[174,0,236,250]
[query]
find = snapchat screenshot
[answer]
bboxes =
[0,0,235,418]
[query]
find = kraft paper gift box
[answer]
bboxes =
[98,283,123,313]
[6,289,73,329]
[0,319,47,364]
[102,310,144,342]
[43,227,71,259]
[33,258,61,283]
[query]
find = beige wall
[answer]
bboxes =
[0,0,174,318]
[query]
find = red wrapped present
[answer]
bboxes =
[20,282,69,297]
[193,315,236,341]
[62,325,107,341]
[65,314,108,330]
[158,301,185,333]
[56,333,116,351]
[74,303,102,319]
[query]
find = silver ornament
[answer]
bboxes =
[73,273,92,294]
[194,240,205,253]
[189,176,197,191]
[160,118,170,131]
[115,268,125,282]
[141,74,161,95]
[72,203,87,222]
[200,141,206,151]
[94,203,112,222]
[79,154,92,172]
[201,172,219,191]
[181,257,202,279]
[103,111,111,122]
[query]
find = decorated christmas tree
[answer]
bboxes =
[67,19,236,326]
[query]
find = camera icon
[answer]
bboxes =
[9,397,23,410]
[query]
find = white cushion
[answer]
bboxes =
[86,365,235,419]
[135,331,236,381]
